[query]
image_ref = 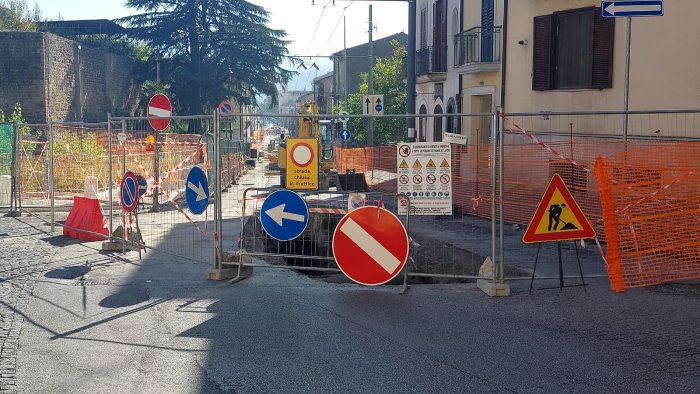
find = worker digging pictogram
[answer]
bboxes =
[522,174,595,244]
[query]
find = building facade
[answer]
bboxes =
[506,0,700,136]
[457,0,503,146]
[414,0,462,142]
[332,32,408,106]
[313,72,334,114]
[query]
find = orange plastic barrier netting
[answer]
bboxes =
[335,139,648,241]
[593,144,700,292]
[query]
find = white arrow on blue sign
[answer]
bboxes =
[186,166,209,215]
[340,129,351,141]
[260,190,309,241]
[602,1,663,17]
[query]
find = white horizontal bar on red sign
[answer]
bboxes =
[148,107,171,117]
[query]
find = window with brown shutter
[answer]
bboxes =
[532,15,552,91]
[532,7,614,91]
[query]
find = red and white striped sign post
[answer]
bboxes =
[332,206,409,285]
[147,93,172,131]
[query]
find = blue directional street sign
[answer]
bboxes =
[375,103,383,113]
[602,1,663,17]
[136,175,148,198]
[186,166,210,215]
[260,190,309,241]
[340,129,351,141]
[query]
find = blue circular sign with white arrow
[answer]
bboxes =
[186,166,209,215]
[340,129,351,141]
[136,175,148,198]
[260,190,309,241]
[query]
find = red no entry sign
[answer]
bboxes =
[148,93,172,131]
[332,206,409,285]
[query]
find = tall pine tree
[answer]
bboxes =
[121,0,294,115]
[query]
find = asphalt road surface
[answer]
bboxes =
[1,213,698,393]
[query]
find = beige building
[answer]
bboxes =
[457,0,503,145]
[505,0,700,137]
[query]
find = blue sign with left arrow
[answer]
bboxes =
[260,190,309,241]
[186,166,209,215]
[602,1,663,17]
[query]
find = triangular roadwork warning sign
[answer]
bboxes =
[413,160,422,169]
[427,159,436,168]
[440,159,450,168]
[399,160,409,169]
[522,174,595,243]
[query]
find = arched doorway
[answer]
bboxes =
[446,100,455,134]
[434,105,443,142]
[419,105,427,142]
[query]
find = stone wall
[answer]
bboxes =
[0,32,138,124]
[0,32,46,124]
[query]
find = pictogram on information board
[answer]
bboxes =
[397,142,452,216]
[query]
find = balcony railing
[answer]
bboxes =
[416,46,448,76]
[454,26,502,68]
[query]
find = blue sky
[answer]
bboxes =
[33,0,408,91]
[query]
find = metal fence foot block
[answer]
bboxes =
[101,241,125,251]
[477,279,511,297]
[208,252,253,280]
[206,268,242,280]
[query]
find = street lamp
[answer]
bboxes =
[336,0,416,142]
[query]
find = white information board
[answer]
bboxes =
[397,142,452,216]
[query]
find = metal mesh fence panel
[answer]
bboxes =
[109,115,214,263]
[237,187,408,274]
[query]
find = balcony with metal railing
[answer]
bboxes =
[416,46,448,83]
[454,26,502,74]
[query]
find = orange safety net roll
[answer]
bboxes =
[594,144,700,292]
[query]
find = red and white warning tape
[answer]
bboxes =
[470,194,492,212]
[502,115,591,173]
[120,142,209,235]
[309,207,347,215]
[123,143,202,197]
[130,140,203,146]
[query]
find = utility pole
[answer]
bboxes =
[407,0,416,142]
[335,0,415,141]
[343,16,348,111]
[368,4,375,146]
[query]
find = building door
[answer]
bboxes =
[446,102,455,133]
[419,105,427,142]
[434,105,443,142]
[470,94,493,144]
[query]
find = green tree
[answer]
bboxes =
[121,0,296,117]
[335,41,407,145]
[0,0,36,31]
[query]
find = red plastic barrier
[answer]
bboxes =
[63,196,109,241]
